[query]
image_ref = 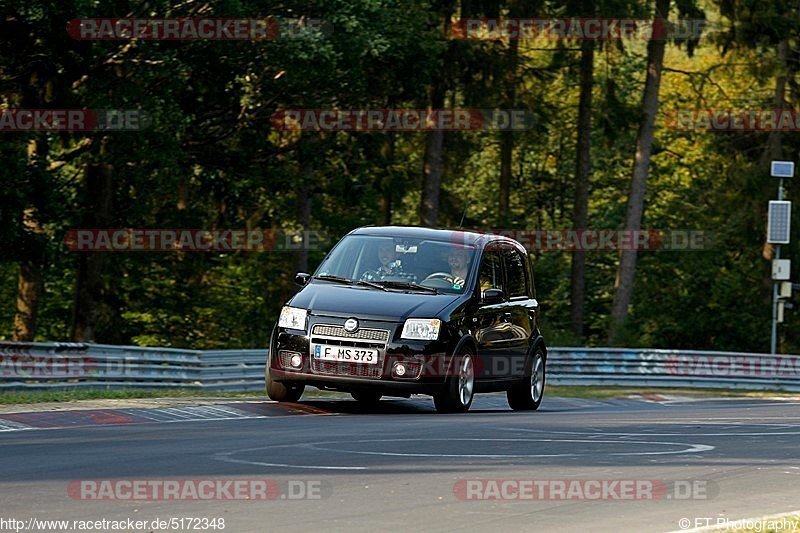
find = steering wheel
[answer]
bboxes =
[421,272,459,289]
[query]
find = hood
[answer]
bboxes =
[288,282,461,322]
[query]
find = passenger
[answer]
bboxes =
[361,241,417,282]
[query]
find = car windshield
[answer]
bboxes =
[314,235,476,294]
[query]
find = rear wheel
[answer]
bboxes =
[433,351,475,413]
[351,390,382,404]
[507,347,545,411]
[266,372,304,402]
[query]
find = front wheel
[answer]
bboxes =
[507,347,545,411]
[266,372,304,402]
[433,352,475,413]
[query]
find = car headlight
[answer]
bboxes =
[278,306,308,330]
[401,318,441,340]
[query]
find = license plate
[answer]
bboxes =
[312,344,379,365]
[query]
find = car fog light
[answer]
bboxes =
[394,363,407,377]
[290,354,303,368]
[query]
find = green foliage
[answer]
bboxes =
[0,0,798,353]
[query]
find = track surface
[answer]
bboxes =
[1,394,800,532]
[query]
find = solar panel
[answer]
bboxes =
[768,200,792,244]
[771,161,795,178]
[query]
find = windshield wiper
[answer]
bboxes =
[376,281,440,294]
[314,274,353,285]
[354,280,390,291]
[315,275,437,294]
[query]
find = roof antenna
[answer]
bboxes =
[458,200,470,228]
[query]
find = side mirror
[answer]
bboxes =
[295,272,311,286]
[481,288,503,305]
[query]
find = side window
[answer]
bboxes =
[478,251,504,294]
[503,249,528,297]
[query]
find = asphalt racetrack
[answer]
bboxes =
[1,394,799,532]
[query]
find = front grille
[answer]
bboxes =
[311,324,390,343]
[312,360,383,378]
[310,323,390,378]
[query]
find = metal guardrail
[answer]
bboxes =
[548,347,800,392]
[0,342,266,391]
[1,343,799,392]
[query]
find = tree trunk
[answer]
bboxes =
[420,1,454,228]
[13,135,48,341]
[499,36,519,225]
[379,134,395,225]
[420,86,446,227]
[71,163,113,342]
[609,0,670,344]
[498,131,512,223]
[380,179,393,225]
[570,39,594,341]
[13,256,42,341]
[294,160,313,274]
[760,39,788,166]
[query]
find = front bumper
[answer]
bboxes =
[269,315,455,394]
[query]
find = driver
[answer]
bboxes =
[447,248,470,287]
[361,240,417,282]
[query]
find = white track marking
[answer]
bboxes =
[214,445,367,471]
[304,438,714,458]
[114,406,257,422]
[0,420,34,432]
[0,411,314,433]
[214,436,713,471]
[493,425,800,437]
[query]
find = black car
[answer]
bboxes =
[267,226,546,413]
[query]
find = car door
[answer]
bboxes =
[471,247,511,380]
[501,246,536,378]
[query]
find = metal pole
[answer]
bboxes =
[771,178,785,355]
[771,251,779,354]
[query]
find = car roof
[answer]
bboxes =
[349,225,524,250]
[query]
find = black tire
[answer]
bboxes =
[507,346,545,411]
[351,390,382,404]
[266,372,304,402]
[433,351,475,413]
